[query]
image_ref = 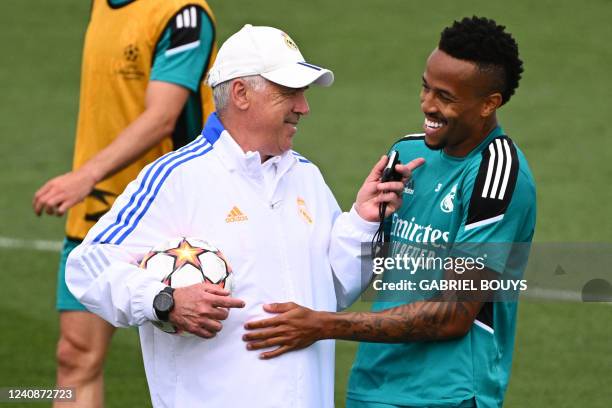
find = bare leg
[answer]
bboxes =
[54,311,115,408]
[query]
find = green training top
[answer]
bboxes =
[348,126,537,408]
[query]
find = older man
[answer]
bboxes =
[66,24,417,407]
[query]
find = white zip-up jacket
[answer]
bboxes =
[66,113,376,407]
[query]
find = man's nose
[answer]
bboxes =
[294,92,310,116]
[420,90,436,115]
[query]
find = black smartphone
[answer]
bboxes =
[381,150,402,182]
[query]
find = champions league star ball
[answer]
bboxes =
[139,237,234,334]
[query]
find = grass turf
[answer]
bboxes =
[0,0,611,406]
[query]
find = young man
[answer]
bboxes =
[65,24,417,407]
[32,0,216,406]
[244,16,536,408]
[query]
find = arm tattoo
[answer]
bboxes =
[322,264,493,342]
[329,300,483,343]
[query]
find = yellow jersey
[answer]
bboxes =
[66,0,216,240]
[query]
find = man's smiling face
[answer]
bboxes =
[248,80,310,160]
[420,48,494,154]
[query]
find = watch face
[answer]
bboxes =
[154,293,173,312]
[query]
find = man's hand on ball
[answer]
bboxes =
[170,282,245,338]
[243,302,324,359]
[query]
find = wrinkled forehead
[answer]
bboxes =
[258,78,307,96]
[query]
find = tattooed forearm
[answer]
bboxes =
[323,300,483,342]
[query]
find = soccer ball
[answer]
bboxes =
[139,237,234,334]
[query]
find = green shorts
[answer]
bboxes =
[56,237,88,311]
[346,398,476,408]
[346,400,405,408]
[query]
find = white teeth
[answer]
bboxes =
[425,119,443,129]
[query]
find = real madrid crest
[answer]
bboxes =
[440,184,457,213]
[282,32,299,51]
[297,197,313,224]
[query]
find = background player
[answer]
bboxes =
[243,16,536,408]
[32,0,217,406]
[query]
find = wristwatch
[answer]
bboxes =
[153,286,175,322]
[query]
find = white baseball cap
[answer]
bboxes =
[206,24,334,89]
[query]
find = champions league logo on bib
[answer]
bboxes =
[440,184,457,213]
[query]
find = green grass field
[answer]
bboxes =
[1,0,611,406]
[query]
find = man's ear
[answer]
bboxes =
[230,79,250,111]
[481,92,502,118]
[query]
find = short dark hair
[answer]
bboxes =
[439,16,523,105]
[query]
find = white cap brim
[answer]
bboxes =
[261,62,334,88]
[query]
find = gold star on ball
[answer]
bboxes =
[166,238,206,271]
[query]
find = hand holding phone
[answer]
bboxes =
[381,150,402,183]
[372,150,402,255]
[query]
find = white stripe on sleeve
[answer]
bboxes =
[498,139,513,200]
[489,138,505,199]
[481,144,496,198]
[183,9,190,27]
[464,214,504,231]
[190,7,197,28]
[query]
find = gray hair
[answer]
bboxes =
[213,75,268,113]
